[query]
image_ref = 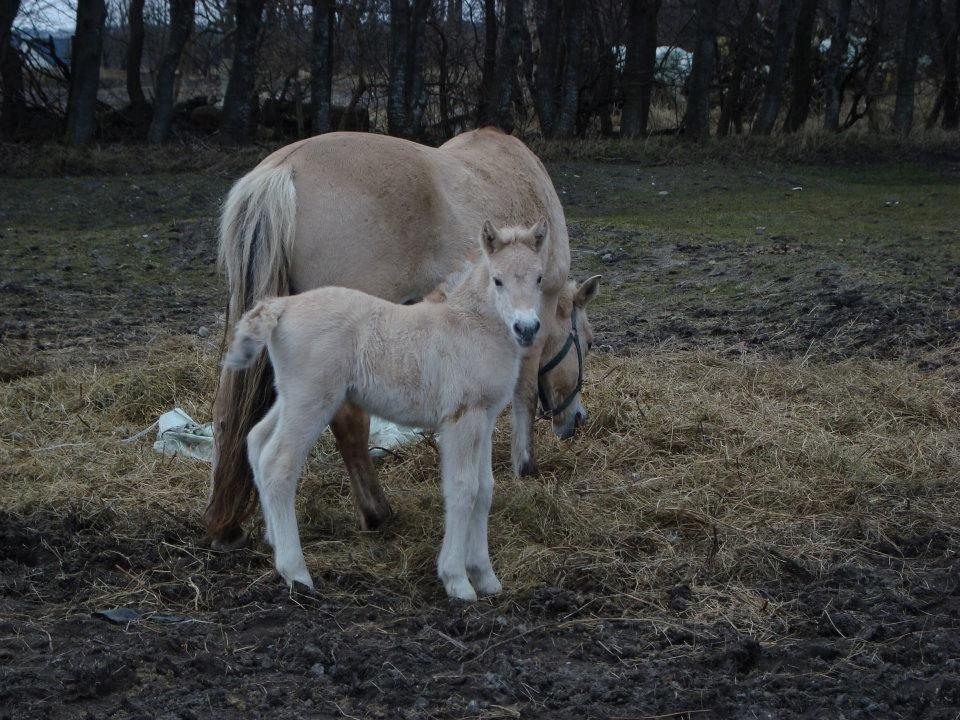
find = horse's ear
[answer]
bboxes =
[532,217,548,252]
[574,275,601,307]
[480,220,499,255]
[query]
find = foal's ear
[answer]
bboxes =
[574,275,601,307]
[480,219,500,256]
[532,217,548,252]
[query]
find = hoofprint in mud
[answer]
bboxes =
[224,221,600,601]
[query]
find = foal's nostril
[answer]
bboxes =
[575,409,587,426]
[513,322,523,336]
[532,320,541,334]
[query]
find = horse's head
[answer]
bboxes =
[480,218,548,349]
[538,275,601,439]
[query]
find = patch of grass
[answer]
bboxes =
[1,335,957,638]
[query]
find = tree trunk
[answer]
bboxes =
[621,0,661,137]
[476,0,498,125]
[406,0,431,137]
[388,0,410,135]
[822,0,851,131]
[555,0,582,138]
[753,0,799,135]
[718,0,759,137]
[892,0,927,134]
[783,0,819,132]
[492,0,524,131]
[125,0,147,112]
[931,0,959,129]
[1,0,25,137]
[311,0,335,134]
[65,0,107,145]
[147,0,196,143]
[532,0,562,137]
[221,0,265,144]
[682,0,718,141]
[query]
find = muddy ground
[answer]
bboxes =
[1,149,959,719]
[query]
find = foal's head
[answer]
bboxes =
[481,219,548,348]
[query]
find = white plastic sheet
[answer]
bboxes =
[127,408,423,461]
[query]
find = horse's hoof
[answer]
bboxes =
[359,503,394,532]
[210,529,250,551]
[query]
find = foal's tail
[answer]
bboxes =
[206,162,297,545]
[223,299,285,370]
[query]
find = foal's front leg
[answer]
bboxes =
[466,415,502,596]
[437,411,485,601]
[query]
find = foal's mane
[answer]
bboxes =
[424,252,479,304]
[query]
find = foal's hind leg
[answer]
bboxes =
[251,393,342,589]
[246,402,281,548]
[437,411,485,601]
[330,402,393,530]
[466,415,502,596]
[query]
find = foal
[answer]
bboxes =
[225,219,549,601]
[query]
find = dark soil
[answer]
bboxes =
[1,510,958,720]
[3,157,959,718]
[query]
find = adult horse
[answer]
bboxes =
[206,128,580,546]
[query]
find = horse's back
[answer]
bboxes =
[261,129,568,302]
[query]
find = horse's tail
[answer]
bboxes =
[205,162,297,544]
[223,298,285,370]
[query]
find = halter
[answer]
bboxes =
[537,306,583,418]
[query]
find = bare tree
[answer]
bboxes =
[927,0,958,129]
[822,0,851,131]
[532,0,562,137]
[65,0,107,145]
[1,0,25,136]
[621,0,661,137]
[783,0,819,132]
[892,0,928,134]
[682,0,718,141]
[312,0,335,134]
[148,0,196,143]
[221,0,266,144]
[555,0,582,138]
[492,0,524,131]
[753,0,799,135]
[718,0,760,137]
[388,0,431,138]
[125,0,147,113]
[476,0,497,124]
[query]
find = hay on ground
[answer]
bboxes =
[1,335,957,638]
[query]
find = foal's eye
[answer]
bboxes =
[494,278,503,287]
[537,275,543,285]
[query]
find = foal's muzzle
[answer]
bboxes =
[513,319,541,347]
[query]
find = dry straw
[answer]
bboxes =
[1,335,957,637]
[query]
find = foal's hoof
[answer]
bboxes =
[470,570,503,597]
[279,564,314,592]
[443,576,478,603]
[517,458,539,477]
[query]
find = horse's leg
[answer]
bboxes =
[466,414,502,596]
[330,402,393,530]
[511,349,540,477]
[251,394,338,589]
[437,410,485,601]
